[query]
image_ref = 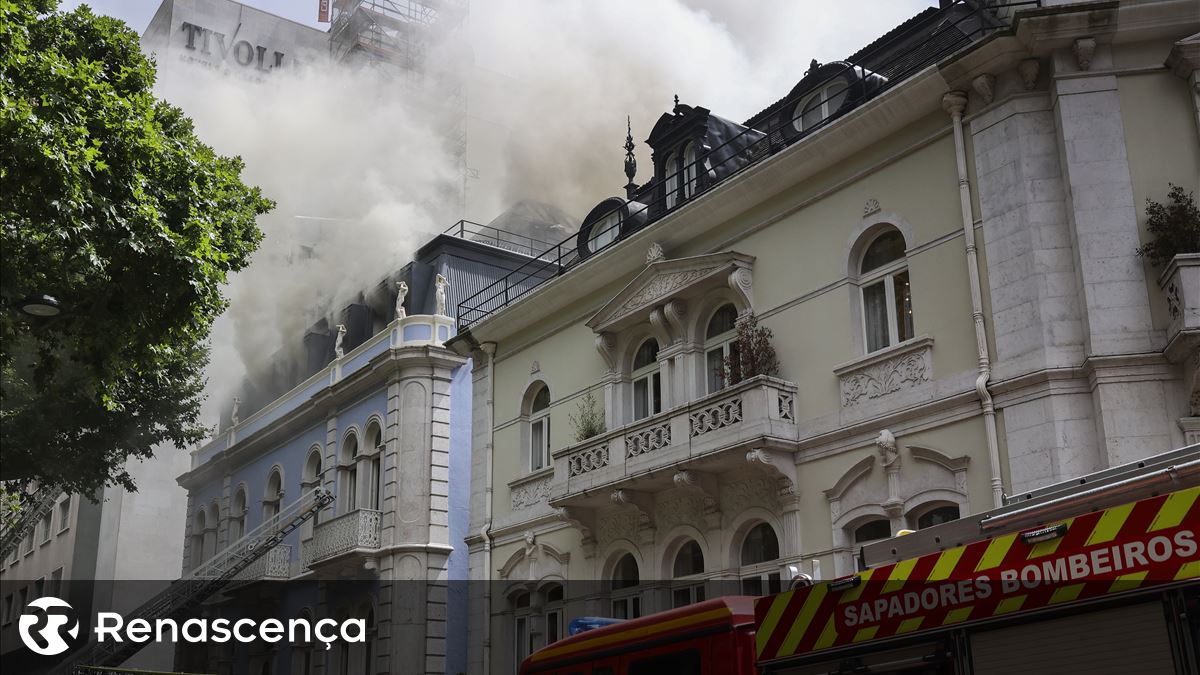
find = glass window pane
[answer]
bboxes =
[741,523,780,565]
[673,588,691,608]
[705,304,738,338]
[532,386,550,413]
[917,505,960,529]
[664,153,678,209]
[633,339,659,370]
[531,421,544,470]
[826,81,848,114]
[894,270,913,343]
[706,348,725,393]
[854,519,891,543]
[651,372,661,415]
[863,281,890,352]
[861,230,906,274]
[633,377,648,420]
[741,577,762,596]
[683,144,697,198]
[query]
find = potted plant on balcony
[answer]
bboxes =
[1137,184,1199,365]
[723,312,780,386]
[569,389,606,442]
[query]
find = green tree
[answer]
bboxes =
[0,0,273,495]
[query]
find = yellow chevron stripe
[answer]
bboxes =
[929,546,965,581]
[1150,486,1200,532]
[853,626,879,643]
[1049,583,1085,604]
[994,595,1027,615]
[1027,518,1074,559]
[896,617,924,634]
[1176,561,1200,581]
[944,606,972,624]
[777,583,829,657]
[883,557,919,595]
[1109,571,1148,594]
[838,568,875,604]
[755,591,793,657]
[812,615,839,651]
[975,533,1016,572]
[1086,501,1134,547]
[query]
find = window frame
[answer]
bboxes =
[631,338,662,421]
[587,209,621,253]
[663,152,679,211]
[528,386,551,473]
[57,496,71,534]
[670,540,706,608]
[610,553,642,620]
[738,522,782,596]
[704,304,739,394]
[792,78,849,133]
[858,231,913,354]
[682,142,698,200]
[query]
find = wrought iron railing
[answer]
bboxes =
[457,0,1040,330]
[302,508,382,567]
[441,219,558,258]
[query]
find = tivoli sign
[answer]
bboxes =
[179,22,286,71]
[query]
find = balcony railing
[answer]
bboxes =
[551,376,797,500]
[301,509,382,568]
[228,544,291,586]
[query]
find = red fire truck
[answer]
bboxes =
[520,446,1199,675]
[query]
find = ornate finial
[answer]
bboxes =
[624,115,637,198]
[806,59,821,76]
[674,94,680,108]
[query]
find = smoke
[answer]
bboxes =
[148,0,931,424]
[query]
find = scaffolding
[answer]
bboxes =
[328,0,470,216]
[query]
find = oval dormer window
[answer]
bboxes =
[794,78,848,133]
[587,208,621,252]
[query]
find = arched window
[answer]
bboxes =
[705,304,739,393]
[914,504,960,530]
[587,207,621,252]
[671,540,706,608]
[302,450,323,535]
[682,142,698,199]
[632,338,662,420]
[365,422,383,511]
[229,487,247,543]
[851,518,892,572]
[859,229,913,353]
[793,78,849,132]
[203,502,219,562]
[529,385,551,472]
[264,469,283,523]
[191,509,207,569]
[664,152,679,210]
[542,583,565,646]
[739,523,781,596]
[610,553,641,619]
[340,433,359,514]
[511,590,533,670]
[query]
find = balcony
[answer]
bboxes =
[1160,254,1200,363]
[301,509,382,569]
[550,376,798,506]
[228,544,291,587]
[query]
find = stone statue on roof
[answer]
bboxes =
[395,281,408,320]
[334,324,347,359]
[435,274,448,316]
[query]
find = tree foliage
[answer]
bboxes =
[1135,184,1200,268]
[723,312,779,386]
[0,0,273,495]
[569,389,605,442]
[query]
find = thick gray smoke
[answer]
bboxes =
[149,0,930,424]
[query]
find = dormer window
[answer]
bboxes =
[682,143,697,200]
[794,78,849,132]
[664,151,679,210]
[586,208,620,252]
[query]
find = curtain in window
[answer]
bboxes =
[863,281,889,352]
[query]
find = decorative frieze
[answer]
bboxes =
[510,475,551,510]
[834,337,934,408]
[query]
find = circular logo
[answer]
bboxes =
[18,596,80,656]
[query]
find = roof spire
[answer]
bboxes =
[623,115,638,199]
[673,93,680,109]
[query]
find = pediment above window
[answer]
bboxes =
[586,251,754,333]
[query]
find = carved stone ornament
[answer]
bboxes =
[1018,58,1040,90]
[617,268,717,316]
[728,267,754,314]
[434,273,449,316]
[334,324,347,359]
[723,476,779,515]
[646,242,666,264]
[863,198,881,217]
[837,341,933,407]
[972,73,996,104]
[394,281,408,320]
[595,332,618,372]
[596,509,639,544]
[1073,37,1096,71]
[876,429,898,469]
[511,475,551,510]
[530,360,541,374]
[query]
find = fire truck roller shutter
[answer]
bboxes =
[969,600,1175,674]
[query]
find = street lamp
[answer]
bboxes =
[17,294,61,317]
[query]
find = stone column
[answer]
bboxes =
[1052,41,1175,465]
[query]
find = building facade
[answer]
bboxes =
[449,1,1200,672]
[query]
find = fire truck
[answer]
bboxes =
[520,445,1199,675]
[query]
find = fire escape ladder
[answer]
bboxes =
[0,486,60,561]
[50,488,335,674]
